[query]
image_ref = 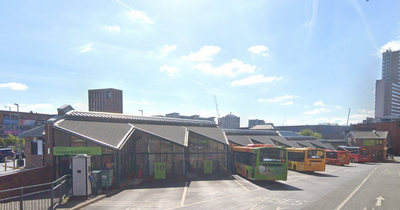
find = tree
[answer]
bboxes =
[300,129,322,139]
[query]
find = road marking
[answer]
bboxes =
[334,167,378,210]
[234,179,250,192]
[180,182,189,206]
[375,196,385,206]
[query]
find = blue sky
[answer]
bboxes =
[1,0,400,127]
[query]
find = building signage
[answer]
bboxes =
[3,119,18,125]
[154,162,166,179]
[204,160,213,174]
[364,140,375,146]
[4,130,20,135]
[53,147,102,156]
[21,120,36,126]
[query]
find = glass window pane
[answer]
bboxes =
[189,134,197,153]
[149,137,160,153]
[173,144,184,153]
[160,140,173,153]
[209,140,218,152]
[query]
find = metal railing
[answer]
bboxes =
[0,174,71,210]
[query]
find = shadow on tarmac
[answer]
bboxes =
[252,180,303,191]
[294,171,338,177]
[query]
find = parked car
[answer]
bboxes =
[0,148,16,162]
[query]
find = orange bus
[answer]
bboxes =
[287,148,326,172]
[325,150,350,166]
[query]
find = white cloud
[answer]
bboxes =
[160,64,179,77]
[269,95,294,102]
[160,45,177,56]
[231,75,282,86]
[193,59,256,77]
[127,10,154,24]
[258,98,266,102]
[248,45,269,56]
[103,25,121,33]
[182,45,221,61]
[0,82,28,91]
[377,40,400,56]
[80,44,93,53]
[303,108,331,115]
[282,101,293,106]
[314,101,324,106]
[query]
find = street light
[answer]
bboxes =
[14,103,21,160]
[4,106,15,150]
[139,110,143,116]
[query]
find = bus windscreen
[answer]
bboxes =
[307,150,325,159]
[360,149,369,156]
[259,148,286,162]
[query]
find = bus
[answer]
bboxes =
[287,148,326,172]
[233,144,287,181]
[325,150,350,166]
[337,146,371,163]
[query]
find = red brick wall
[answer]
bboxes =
[0,167,53,199]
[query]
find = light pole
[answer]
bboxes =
[139,110,143,116]
[4,106,14,149]
[14,103,21,160]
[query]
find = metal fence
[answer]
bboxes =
[0,174,71,210]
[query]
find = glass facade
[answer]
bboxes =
[53,125,229,187]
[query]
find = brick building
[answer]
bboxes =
[345,131,388,162]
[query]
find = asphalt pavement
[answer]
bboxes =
[56,156,400,210]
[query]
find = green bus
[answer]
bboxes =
[233,144,288,181]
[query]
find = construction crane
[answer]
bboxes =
[214,95,221,126]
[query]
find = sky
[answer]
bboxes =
[1,0,400,127]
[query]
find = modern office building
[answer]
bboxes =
[248,119,265,128]
[88,88,123,114]
[0,109,53,138]
[219,113,240,129]
[375,49,400,118]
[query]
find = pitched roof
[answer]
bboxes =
[250,125,274,130]
[295,140,315,148]
[288,141,302,148]
[54,119,134,149]
[185,126,229,145]
[347,131,388,139]
[268,135,292,147]
[323,143,336,150]
[133,124,188,146]
[226,135,253,146]
[19,125,45,138]
[309,140,328,149]
[65,110,216,127]
[247,135,275,146]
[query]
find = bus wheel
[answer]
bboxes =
[293,165,296,171]
[246,171,249,179]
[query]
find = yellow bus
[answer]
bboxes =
[287,148,326,172]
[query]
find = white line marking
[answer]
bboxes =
[180,182,189,206]
[334,167,378,210]
[375,196,385,206]
[234,179,250,192]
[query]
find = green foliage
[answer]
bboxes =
[300,129,322,139]
[0,134,25,150]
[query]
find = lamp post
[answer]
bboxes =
[14,103,21,160]
[4,106,14,149]
[139,110,143,116]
